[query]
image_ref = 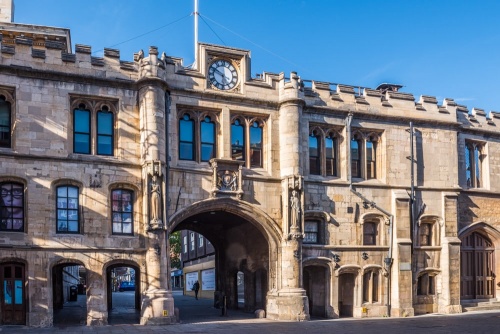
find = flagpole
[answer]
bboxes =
[193,0,199,69]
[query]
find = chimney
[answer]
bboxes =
[0,0,14,23]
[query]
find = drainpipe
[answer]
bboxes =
[346,112,393,317]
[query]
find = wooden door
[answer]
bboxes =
[1,263,26,325]
[339,273,355,317]
[461,232,495,299]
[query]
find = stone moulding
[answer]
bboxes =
[210,158,244,199]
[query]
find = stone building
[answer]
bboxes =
[1,0,500,327]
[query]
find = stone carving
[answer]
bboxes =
[147,161,163,230]
[217,170,238,191]
[290,190,301,230]
[150,175,161,223]
[210,158,244,199]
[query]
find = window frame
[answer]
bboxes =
[111,188,134,236]
[56,185,80,234]
[0,182,25,232]
[0,94,12,148]
[303,220,320,244]
[308,126,340,177]
[178,110,219,163]
[416,216,440,247]
[73,105,91,154]
[70,98,117,156]
[465,140,485,188]
[351,130,381,180]
[231,115,267,169]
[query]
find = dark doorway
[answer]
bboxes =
[237,271,245,309]
[461,232,495,299]
[52,263,86,326]
[339,273,355,317]
[304,265,327,318]
[106,265,140,324]
[1,262,26,325]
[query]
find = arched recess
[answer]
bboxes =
[336,265,361,317]
[103,259,141,316]
[303,257,333,318]
[168,197,281,310]
[459,222,500,300]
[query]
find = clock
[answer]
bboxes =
[208,59,239,90]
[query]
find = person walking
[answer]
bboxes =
[193,280,200,300]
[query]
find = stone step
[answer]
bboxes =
[463,305,500,312]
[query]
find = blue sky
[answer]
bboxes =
[13,0,500,113]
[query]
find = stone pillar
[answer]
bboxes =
[266,71,310,320]
[137,47,176,325]
[439,193,462,314]
[390,191,414,317]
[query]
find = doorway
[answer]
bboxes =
[106,264,140,324]
[1,262,25,325]
[338,273,355,317]
[304,265,327,318]
[461,232,495,299]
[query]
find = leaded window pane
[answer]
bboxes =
[304,221,319,244]
[326,136,336,176]
[0,183,24,232]
[111,189,133,235]
[309,134,320,175]
[179,114,195,160]
[74,109,90,154]
[250,121,262,167]
[97,111,113,155]
[201,116,215,162]
[231,120,245,161]
[0,98,11,148]
[351,139,361,178]
[56,186,79,233]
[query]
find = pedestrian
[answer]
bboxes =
[193,280,200,300]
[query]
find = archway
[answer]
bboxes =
[105,262,140,324]
[461,231,495,300]
[338,273,355,317]
[169,198,278,320]
[0,262,26,325]
[52,261,87,326]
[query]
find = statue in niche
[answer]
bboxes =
[290,190,301,231]
[150,175,162,226]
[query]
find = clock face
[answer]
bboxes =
[208,59,239,90]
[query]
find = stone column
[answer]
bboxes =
[439,193,462,314]
[267,73,309,321]
[137,47,176,325]
[391,191,414,317]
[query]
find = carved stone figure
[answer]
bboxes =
[290,190,301,230]
[150,175,161,223]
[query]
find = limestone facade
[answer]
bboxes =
[1,4,500,327]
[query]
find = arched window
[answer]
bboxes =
[56,185,79,233]
[73,104,91,154]
[351,136,362,178]
[0,182,24,232]
[0,95,11,148]
[96,106,114,155]
[309,132,320,175]
[111,189,133,235]
[366,135,377,179]
[179,113,195,160]
[325,133,337,176]
[249,121,263,167]
[200,116,215,162]
[231,119,245,161]
[465,141,484,188]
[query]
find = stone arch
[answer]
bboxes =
[168,197,281,247]
[303,257,333,318]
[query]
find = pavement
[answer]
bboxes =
[2,291,500,333]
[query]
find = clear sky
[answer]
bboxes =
[12,0,500,113]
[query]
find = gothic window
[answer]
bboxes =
[417,273,436,295]
[190,232,195,251]
[309,131,320,175]
[249,121,263,167]
[363,221,378,245]
[308,127,340,177]
[111,189,133,235]
[71,99,117,156]
[351,135,362,178]
[183,235,188,253]
[231,116,266,168]
[200,116,215,162]
[325,133,337,176]
[363,269,379,303]
[0,182,24,232]
[179,113,195,160]
[97,106,114,155]
[231,118,245,162]
[56,185,79,233]
[304,220,320,244]
[465,141,484,188]
[351,131,381,180]
[74,105,91,154]
[0,95,12,148]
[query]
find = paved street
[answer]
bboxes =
[2,291,500,333]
